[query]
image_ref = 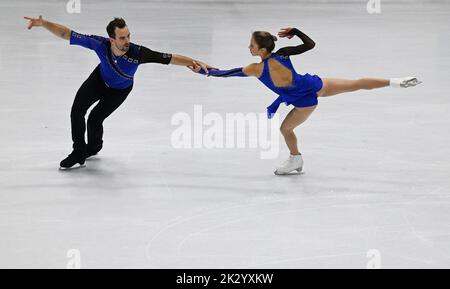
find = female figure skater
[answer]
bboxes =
[190,27,421,175]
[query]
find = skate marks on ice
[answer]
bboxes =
[144,185,449,268]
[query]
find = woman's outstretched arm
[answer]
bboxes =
[275,27,316,56]
[190,63,260,77]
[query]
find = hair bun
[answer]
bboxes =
[271,35,278,42]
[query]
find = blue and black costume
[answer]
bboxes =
[198,28,322,119]
[69,31,172,154]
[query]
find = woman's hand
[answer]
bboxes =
[278,27,295,39]
[193,60,218,74]
[187,63,202,73]
[188,61,218,75]
[24,15,45,30]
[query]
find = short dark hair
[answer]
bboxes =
[252,31,277,53]
[106,17,127,38]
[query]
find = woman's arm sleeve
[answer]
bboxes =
[275,28,316,56]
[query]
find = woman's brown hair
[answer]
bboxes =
[252,31,278,52]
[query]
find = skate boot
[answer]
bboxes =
[85,143,102,159]
[274,154,303,175]
[59,151,86,170]
[390,76,422,88]
[86,147,100,159]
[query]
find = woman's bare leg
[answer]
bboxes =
[317,78,390,97]
[280,105,317,155]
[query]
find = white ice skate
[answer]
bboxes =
[390,76,422,88]
[274,154,303,175]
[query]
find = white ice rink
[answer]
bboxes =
[1,0,450,268]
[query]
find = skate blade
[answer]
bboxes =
[59,163,86,170]
[402,78,422,88]
[274,168,303,176]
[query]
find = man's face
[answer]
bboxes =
[110,26,130,52]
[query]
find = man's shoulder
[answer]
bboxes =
[129,42,141,53]
[91,35,108,43]
[123,42,142,59]
[117,43,140,64]
[71,31,108,43]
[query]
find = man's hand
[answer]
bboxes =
[278,27,294,39]
[170,54,217,73]
[24,16,71,40]
[24,15,45,30]
[188,61,219,75]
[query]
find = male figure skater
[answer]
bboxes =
[24,16,214,169]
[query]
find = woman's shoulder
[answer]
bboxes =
[274,50,291,60]
[243,63,264,78]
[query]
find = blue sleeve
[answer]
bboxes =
[198,67,248,77]
[70,31,106,51]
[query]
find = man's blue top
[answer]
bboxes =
[70,31,172,89]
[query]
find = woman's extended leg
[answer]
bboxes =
[317,78,390,97]
[280,105,317,155]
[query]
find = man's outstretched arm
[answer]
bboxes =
[170,54,217,74]
[139,46,217,74]
[24,15,71,40]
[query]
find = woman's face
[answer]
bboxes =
[248,37,261,56]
